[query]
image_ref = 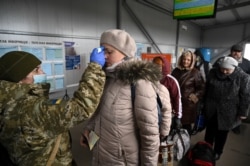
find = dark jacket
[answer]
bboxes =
[204,67,250,130]
[237,58,250,74]
[172,52,205,125]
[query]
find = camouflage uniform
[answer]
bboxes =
[0,63,105,166]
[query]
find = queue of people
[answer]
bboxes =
[1,27,250,165]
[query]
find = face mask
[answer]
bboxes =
[33,74,47,83]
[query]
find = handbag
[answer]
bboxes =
[167,129,190,161]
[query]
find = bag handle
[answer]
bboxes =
[46,134,62,166]
[170,129,186,158]
[176,130,186,158]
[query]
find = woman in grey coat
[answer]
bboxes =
[204,57,250,160]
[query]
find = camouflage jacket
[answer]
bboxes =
[0,63,105,166]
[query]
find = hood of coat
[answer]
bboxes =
[0,80,50,111]
[152,56,171,76]
[214,66,243,80]
[112,60,162,85]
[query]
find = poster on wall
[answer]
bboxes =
[141,53,172,63]
[136,43,144,59]
[64,41,81,70]
[0,45,18,57]
[141,53,172,72]
[0,39,65,92]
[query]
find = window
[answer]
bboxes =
[244,43,250,60]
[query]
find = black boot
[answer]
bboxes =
[232,125,241,134]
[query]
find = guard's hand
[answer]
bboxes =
[173,117,182,130]
[90,47,105,67]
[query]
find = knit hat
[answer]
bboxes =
[231,44,243,52]
[0,51,41,82]
[219,57,238,69]
[100,29,136,58]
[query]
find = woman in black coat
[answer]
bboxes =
[204,57,250,160]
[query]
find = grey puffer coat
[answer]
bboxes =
[204,67,250,130]
[85,60,172,166]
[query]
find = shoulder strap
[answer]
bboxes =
[132,84,162,127]
[176,130,186,157]
[131,83,140,129]
[156,94,162,108]
[130,83,141,164]
[132,84,162,110]
[156,93,162,126]
[131,83,136,109]
[46,134,62,166]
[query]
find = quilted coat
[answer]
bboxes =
[85,60,172,166]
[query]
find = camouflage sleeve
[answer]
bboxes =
[40,62,105,134]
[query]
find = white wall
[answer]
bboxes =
[202,22,250,62]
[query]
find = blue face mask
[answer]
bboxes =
[33,74,46,84]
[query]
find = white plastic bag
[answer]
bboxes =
[167,129,190,161]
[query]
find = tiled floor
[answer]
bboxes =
[70,121,250,166]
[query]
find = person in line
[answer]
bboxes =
[0,49,106,165]
[80,29,172,165]
[213,44,250,134]
[171,50,205,135]
[194,48,213,82]
[152,56,182,130]
[214,44,250,74]
[191,48,213,135]
[203,57,250,160]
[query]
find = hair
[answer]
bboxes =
[177,50,196,70]
[182,51,194,66]
[152,57,163,66]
